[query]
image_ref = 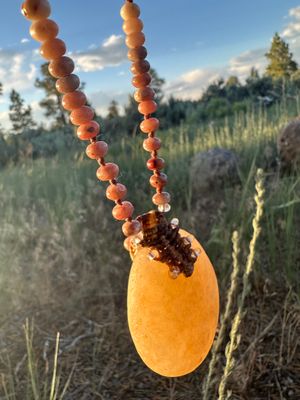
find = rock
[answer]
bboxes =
[278,119,300,172]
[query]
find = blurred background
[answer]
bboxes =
[0,1,299,399]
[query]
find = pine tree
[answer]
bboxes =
[265,33,298,79]
[149,68,165,103]
[9,89,36,134]
[107,100,120,119]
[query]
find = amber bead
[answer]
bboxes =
[131,60,150,75]
[150,173,168,189]
[70,106,94,126]
[106,183,127,201]
[147,157,165,171]
[124,236,133,251]
[128,46,147,62]
[77,121,100,140]
[22,0,51,21]
[120,2,140,20]
[122,220,141,236]
[152,192,171,205]
[56,74,80,94]
[112,201,134,221]
[86,141,108,159]
[140,117,160,133]
[30,19,58,42]
[48,56,74,78]
[62,91,87,111]
[134,87,155,103]
[40,38,66,60]
[126,32,145,49]
[97,163,119,181]
[143,137,161,152]
[132,72,151,88]
[123,18,143,35]
[138,100,157,115]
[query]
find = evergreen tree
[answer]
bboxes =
[107,100,120,119]
[265,33,298,79]
[9,89,36,134]
[149,68,165,103]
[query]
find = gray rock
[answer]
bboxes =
[278,119,300,171]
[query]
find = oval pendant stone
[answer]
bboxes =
[127,229,219,377]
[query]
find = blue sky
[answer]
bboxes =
[1,0,300,127]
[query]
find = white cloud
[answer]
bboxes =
[88,90,129,116]
[21,38,29,44]
[228,48,267,79]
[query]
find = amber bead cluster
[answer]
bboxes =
[121,0,171,213]
[21,0,143,240]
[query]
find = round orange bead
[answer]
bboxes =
[86,141,108,159]
[56,74,80,94]
[120,2,140,20]
[97,163,119,181]
[124,236,134,251]
[131,60,150,75]
[147,157,165,171]
[128,46,147,62]
[22,0,51,21]
[62,91,87,111]
[138,100,157,115]
[152,192,171,205]
[112,201,134,221]
[122,220,141,237]
[30,19,58,41]
[134,87,155,103]
[40,38,66,60]
[106,183,127,201]
[132,72,151,88]
[77,121,100,140]
[143,137,161,152]
[150,173,168,189]
[140,117,160,133]
[70,106,94,126]
[48,56,74,78]
[126,32,145,49]
[123,18,143,35]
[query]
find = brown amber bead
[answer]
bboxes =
[152,192,171,205]
[122,220,141,236]
[131,60,150,75]
[106,183,127,201]
[70,106,94,125]
[143,137,161,152]
[134,87,155,103]
[138,100,157,115]
[140,117,160,133]
[128,46,147,62]
[132,72,151,88]
[48,56,74,78]
[77,121,99,140]
[86,141,108,159]
[62,91,87,111]
[56,74,80,94]
[40,38,66,60]
[126,32,145,49]
[150,173,168,189]
[97,163,119,181]
[120,2,140,20]
[112,201,134,221]
[147,157,165,171]
[22,0,51,21]
[30,19,58,42]
[123,18,143,35]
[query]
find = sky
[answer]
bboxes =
[1,0,300,128]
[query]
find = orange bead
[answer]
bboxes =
[56,74,80,94]
[30,18,58,41]
[106,183,127,201]
[124,236,134,251]
[128,46,147,62]
[96,163,119,181]
[40,38,66,60]
[138,100,157,115]
[21,0,51,21]
[140,117,160,133]
[152,192,171,205]
[126,32,145,49]
[62,91,87,111]
[123,18,143,35]
[147,157,165,171]
[86,141,108,159]
[120,2,140,20]
[48,56,74,78]
[134,87,155,103]
[70,106,94,126]
[143,137,161,152]
[77,121,99,140]
[122,220,141,237]
[112,201,134,221]
[150,173,168,189]
[131,60,150,75]
[132,72,151,88]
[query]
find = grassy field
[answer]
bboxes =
[0,100,299,399]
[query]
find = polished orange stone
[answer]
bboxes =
[62,91,87,111]
[132,72,151,88]
[147,157,165,171]
[149,173,167,189]
[86,141,108,159]
[22,0,51,21]
[30,19,58,41]
[126,32,145,49]
[140,117,160,133]
[96,163,119,181]
[77,121,99,140]
[134,87,155,103]
[152,192,171,205]
[143,137,161,152]
[131,60,150,75]
[48,56,74,78]
[106,183,127,201]
[128,46,147,62]
[123,18,143,35]
[138,100,157,115]
[122,220,141,237]
[40,38,66,60]
[56,74,80,94]
[112,201,134,221]
[120,2,140,20]
[70,106,94,126]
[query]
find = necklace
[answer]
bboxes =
[21,0,219,378]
